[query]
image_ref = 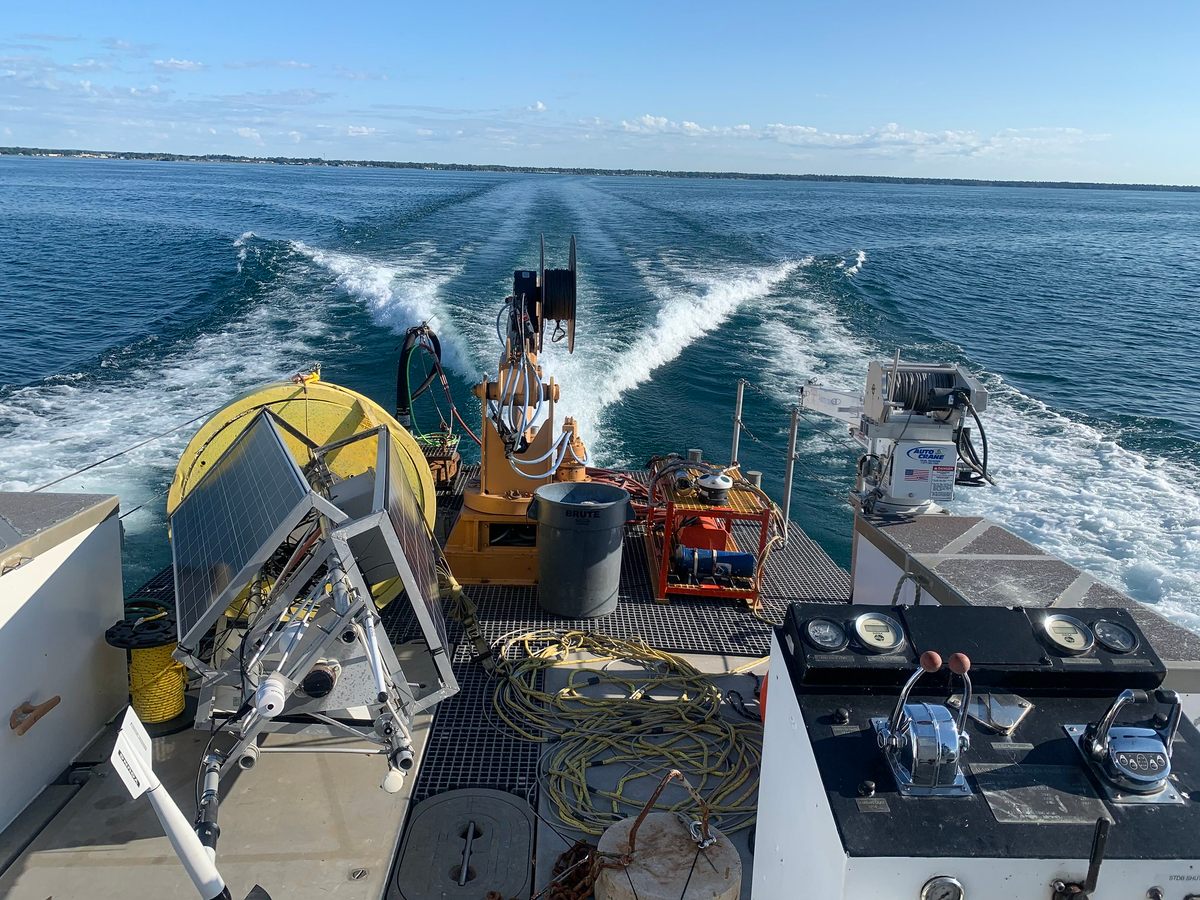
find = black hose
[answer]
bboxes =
[966,400,991,482]
[542,268,576,322]
[395,327,442,421]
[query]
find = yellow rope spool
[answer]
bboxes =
[105,609,187,725]
[128,643,187,723]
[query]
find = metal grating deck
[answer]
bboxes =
[404,661,542,803]
[123,466,851,891]
[382,468,851,812]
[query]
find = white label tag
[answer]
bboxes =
[110,707,154,799]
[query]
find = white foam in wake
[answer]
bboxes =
[291,241,476,375]
[835,249,867,277]
[0,283,333,585]
[758,274,1200,632]
[234,230,255,272]
[542,260,804,455]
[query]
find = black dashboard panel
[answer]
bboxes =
[776,602,1196,861]
[783,603,1165,693]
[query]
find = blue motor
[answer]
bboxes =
[675,546,756,579]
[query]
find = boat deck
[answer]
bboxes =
[0,470,849,899]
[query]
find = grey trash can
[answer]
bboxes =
[528,482,635,617]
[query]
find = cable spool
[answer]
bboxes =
[887,368,956,413]
[540,234,577,353]
[105,610,187,724]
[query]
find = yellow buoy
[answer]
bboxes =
[167,375,435,526]
[167,375,437,608]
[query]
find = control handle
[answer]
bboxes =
[1087,688,1182,760]
[885,651,973,750]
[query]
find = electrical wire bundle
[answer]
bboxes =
[396,324,480,446]
[585,468,650,517]
[491,630,763,836]
[955,398,993,486]
[488,297,589,479]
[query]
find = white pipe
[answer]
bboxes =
[781,405,800,542]
[144,780,227,899]
[731,378,745,464]
[356,615,389,703]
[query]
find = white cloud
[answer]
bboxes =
[345,125,376,137]
[225,59,312,70]
[619,113,1104,159]
[622,114,670,133]
[103,38,154,55]
[235,126,263,145]
[529,100,546,112]
[416,128,434,137]
[288,130,303,143]
[153,58,204,72]
[335,66,387,81]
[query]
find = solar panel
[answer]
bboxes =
[385,441,447,651]
[170,412,312,648]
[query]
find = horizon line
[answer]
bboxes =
[3,144,1198,193]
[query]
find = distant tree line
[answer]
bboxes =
[2,145,1196,192]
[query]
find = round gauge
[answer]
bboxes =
[852,612,905,653]
[1042,614,1095,656]
[1094,619,1139,654]
[921,875,965,900]
[804,618,848,652]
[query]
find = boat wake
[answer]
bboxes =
[0,234,372,584]
[545,258,805,458]
[836,250,868,276]
[290,241,478,376]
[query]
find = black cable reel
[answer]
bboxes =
[538,234,577,353]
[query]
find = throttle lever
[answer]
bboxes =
[873,651,974,796]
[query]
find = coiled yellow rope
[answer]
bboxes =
[491,629,762,836]
[128,642,186,723]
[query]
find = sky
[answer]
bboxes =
[2,1,1198,183]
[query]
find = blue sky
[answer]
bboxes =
[2,1,1197,183]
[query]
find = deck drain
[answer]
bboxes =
[349,867,369,881]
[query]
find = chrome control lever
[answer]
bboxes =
[873,651,973,797]
[1082,688,1182,795]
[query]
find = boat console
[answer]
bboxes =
[754,602,1200,899]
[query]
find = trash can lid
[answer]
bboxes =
[533,481,630,508]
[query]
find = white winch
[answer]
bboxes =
[801,353,991,514]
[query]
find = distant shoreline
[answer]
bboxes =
[2,145,1197,193]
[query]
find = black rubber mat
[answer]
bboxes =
[383,520,849,658]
